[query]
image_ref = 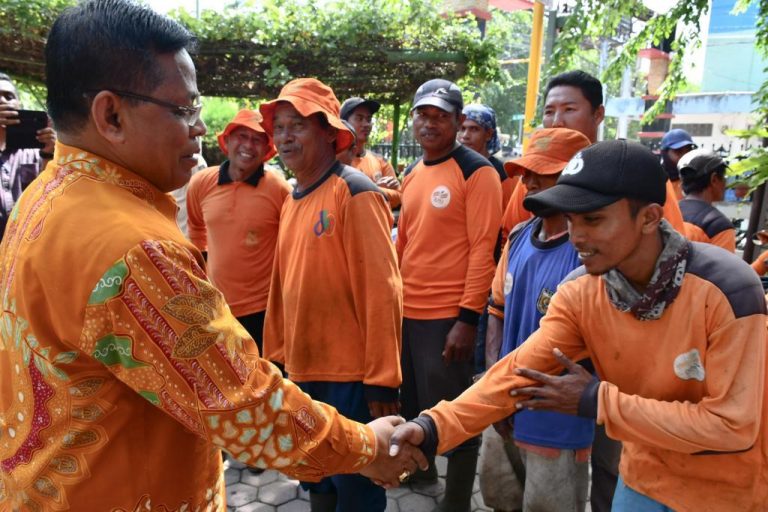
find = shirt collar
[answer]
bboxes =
[51,141,179,222]
[217,160,264,187]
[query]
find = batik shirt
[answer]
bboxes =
[0,143,375,512]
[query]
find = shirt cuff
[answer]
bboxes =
[364,384,399,403]
[411,415,439,459]
[577,377,600,419]
[458,307,481,326]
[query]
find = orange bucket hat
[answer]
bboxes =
[259,78,354,153]
[217,109,277,161]
[504,128,591,176]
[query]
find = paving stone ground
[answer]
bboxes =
[224,455,492,512]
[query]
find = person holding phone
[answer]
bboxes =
[0,72,57,238]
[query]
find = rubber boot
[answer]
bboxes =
[434,447,480,512]
[309,491,338,512]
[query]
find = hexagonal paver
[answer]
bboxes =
[276,501,310,512]
[225,468,242,485]
[385,497,400,511]
[242,469,279,487]
[472,492,491,511]
[396,492,436,512]
[227,483,260,507]
[258,480,299,506]
[409,480,444,498]
[435,456,448,478]
[236,503,276,512]
[386,486,410,499]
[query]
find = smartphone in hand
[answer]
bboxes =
[5,110,49,150]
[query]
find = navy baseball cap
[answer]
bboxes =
[411,79,463,114]
[660,129,696,150]
[340,97,381,121]
[523,140,667,216]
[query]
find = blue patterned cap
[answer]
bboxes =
[462,104,501,154]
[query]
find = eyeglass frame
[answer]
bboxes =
[84,88,203,127]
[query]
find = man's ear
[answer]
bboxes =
[326,126,338,145]
[594,105,606,126]
[90,91,127,144]
[641,203,664,234]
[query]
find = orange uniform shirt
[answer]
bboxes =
[186,164,291,317]
[678,198,736,252]
[670,179,683,201]
[350,151,401,209]
[397,145,502,322]
[502,180,687,240]
[752,251,768,275]
[0,144,376,511]
[426,243,768,511]
[263,162,402,394]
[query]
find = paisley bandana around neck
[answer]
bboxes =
[462,104,501,155]
[602,220,689,321]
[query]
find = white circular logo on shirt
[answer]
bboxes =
[504,272,514,295]
[431,186,451,208]
[673,349,705,382]
[562,152,585,176]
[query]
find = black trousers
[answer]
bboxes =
[236,310,265,354]
[401,317,480,451]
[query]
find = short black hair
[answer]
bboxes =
[45,0,196,132]
[627,198,652,218]
[544,71,603,110]
[681,164,727,195]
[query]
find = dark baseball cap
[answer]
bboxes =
[411,79,463,113]
[340,97,381,121]
[523,140,667,216]
[660,129,696,150]
[677,149,727,181]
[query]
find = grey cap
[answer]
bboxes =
[677,149,727,181]
[340,97,381,121]
[411,79,463,113]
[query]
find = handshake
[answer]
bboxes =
[358,416,430,488]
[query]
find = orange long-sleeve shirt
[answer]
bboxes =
[351,151,401,209]
[0,144,376,511]
[752,251,768,275]
[397,145,502,322]
[425,242,768,511]
[678,197,736,252]
[263,162,402,396]
[503,180,687,240]
[186,164,291,316]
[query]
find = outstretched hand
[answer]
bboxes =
[510,348,593,415]
[361,416,428,488]
[389,420,426,457]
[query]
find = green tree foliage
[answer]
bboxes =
[548,0,709,123]
[725,0,768,189]
[461,9,532,146]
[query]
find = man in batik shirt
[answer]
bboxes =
[0,2,422,511]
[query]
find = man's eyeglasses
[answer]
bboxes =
[88,89,203,127]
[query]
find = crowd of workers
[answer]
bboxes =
[0,1,766,512]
